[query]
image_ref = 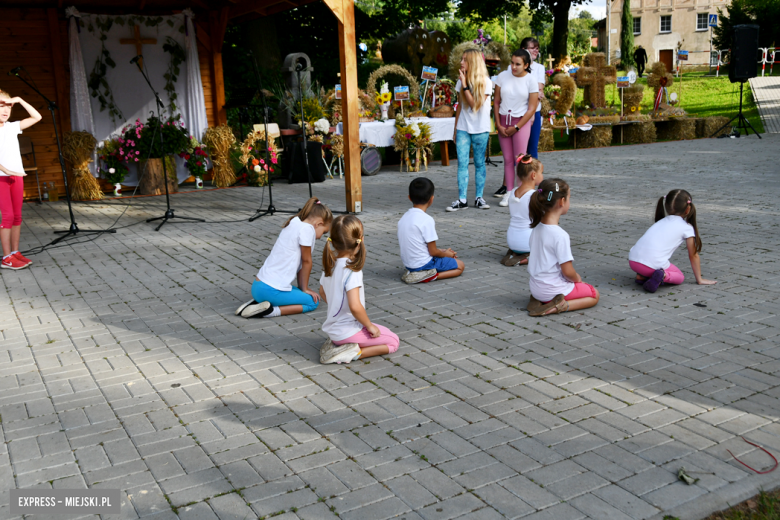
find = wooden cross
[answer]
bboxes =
[546,54,555,70]
[120,25,157,69]
[574,52,616,108]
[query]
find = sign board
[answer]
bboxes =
[708,14,718,27]
[617,76,630,88]
[678,50,689,61]
[615,49,622,58]
[610,28,617,33]
[421,66,438,82]
[394,86,410,101]
[335,84,341,99]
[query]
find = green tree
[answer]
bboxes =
[620,0,636,69]
[713,0,780,51]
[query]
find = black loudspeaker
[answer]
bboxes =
[283,141,326,184]
[729,24,759,83]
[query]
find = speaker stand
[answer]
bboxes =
[712,81,761,139]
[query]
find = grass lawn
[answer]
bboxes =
[664,487,780,520]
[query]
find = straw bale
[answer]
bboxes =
[618,121,656,144]
[539,128,555,152]
[551,74,577,115]
[570,125,613,148]
[656,118,696,141]
[62,131,103,201]
[622,84,644,113]
[697,116,731,138]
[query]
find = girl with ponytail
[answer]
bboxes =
[526,178,600,316]
[236,197,333,318]
[629,189,716,292]
[318,216,399,364]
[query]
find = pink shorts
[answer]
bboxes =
[542,282,597,304]
[332,324,399,353]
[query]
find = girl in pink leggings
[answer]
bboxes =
[318,215,399,364]
[493,48,539,207]
[629,189,716,293]
[0,90,42,270]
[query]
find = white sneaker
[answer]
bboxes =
[446,200,468,212]
[236,300,273,318]
[498,192,511,207]
[475,197,490,209]
[321,342,361,364]
[401,268,438,284]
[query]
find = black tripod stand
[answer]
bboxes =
[10,67,115,245]
[130,56,205,231]
[712,81,761,139]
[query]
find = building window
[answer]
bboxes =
[633,17,641,35]
[660,15,672,33]
[697,13,709,30]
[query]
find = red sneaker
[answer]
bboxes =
[13,252,32,267]
[1,254,27,270]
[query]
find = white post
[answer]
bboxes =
[606,0,610,65]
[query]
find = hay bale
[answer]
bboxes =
[570,125,613,149]
[622,84,644,113]
[656,118,696,141]
[539,128,555,152]
[619,121,656,144]
[697,116,731,138]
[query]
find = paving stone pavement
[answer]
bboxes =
[1,133,779,520]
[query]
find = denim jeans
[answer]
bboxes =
[455,130,489,201]
[527,111,542,159]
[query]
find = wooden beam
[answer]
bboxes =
[208,9,228,126]
[229,0,272,19]
[326,0,361,212]
[196,22,212,52]
[46,8,70,136]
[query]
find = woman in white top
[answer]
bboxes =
[501,154,544,267]
[235,197,332,319]
[526,178,600,317]
[493,49,539,208]
[628,189,716,293]
[318,215,400,364]
[446,49,493,212]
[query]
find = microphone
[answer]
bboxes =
[130,55,142,65]
[7,66,22,76]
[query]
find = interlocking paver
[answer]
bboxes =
[2,134,778,519]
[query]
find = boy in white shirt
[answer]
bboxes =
[398,178,465,284]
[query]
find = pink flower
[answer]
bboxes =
[271,158,278,164]
[136,151,140,155]
[119,149,124,155]
[259,159,265,164]
[135,158,139,162]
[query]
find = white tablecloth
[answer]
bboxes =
[336,117,456,147]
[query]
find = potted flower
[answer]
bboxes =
[121,116,190,195]
[97,138,130,196]
[179,136,209,189]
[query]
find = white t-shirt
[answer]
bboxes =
[528,223,575,302]
[0,121,24,176]
[507,188,534,253]
[256,217,316,291]
[629,215,696,270]
[397,208,438,270]
[320,258,365,341]
[530,62,546,113]
[494,70,538,118]
[455,78,493,134]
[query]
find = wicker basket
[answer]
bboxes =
[428,105,454,118]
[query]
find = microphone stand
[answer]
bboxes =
[132,59,204,231]
[10,69,115,245]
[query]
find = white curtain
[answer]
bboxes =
[183,9,209,142]
[66,6,97,175]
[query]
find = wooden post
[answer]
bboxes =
[46,8,70,135]
[324,0,361,212]
[209,8,229,126]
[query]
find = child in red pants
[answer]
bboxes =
[0,90,42,270]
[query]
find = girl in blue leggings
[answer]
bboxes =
[236,197,333,318]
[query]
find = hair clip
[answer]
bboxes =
[547,192,553,201]
[516,155,533,164]
[663,195,667,200]
[538,188,543,193]
[687,199,692,204]
[555,183,559,192]
[326,237,332,242]
[356,239,362,244]
[315,200,322,204]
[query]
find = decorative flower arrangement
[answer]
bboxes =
[393,118,432,172]
[375,82,392,105]
[120,116,191,160]
[237,130,279,187]
[543,84,562,102]
[97,137,130,184]
[424,79,456,108]
[179,136,210,179]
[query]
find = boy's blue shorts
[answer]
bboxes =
[407,257,459,273]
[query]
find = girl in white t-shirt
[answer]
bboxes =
[527,178,600,316]
[493,49,539,208]
[318,216,399,364]
[501,154,544,267]
[628,189,716,293]
[0,90,42,271]
[446,49,493,212]
[236,197,332,318]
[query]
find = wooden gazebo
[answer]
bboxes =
[0,0,362,211]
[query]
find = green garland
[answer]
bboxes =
[162,37,186,118]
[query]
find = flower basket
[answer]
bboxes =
[428,105,454,118]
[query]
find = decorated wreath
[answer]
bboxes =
[323,89,379,125]
[366,64,421,104]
